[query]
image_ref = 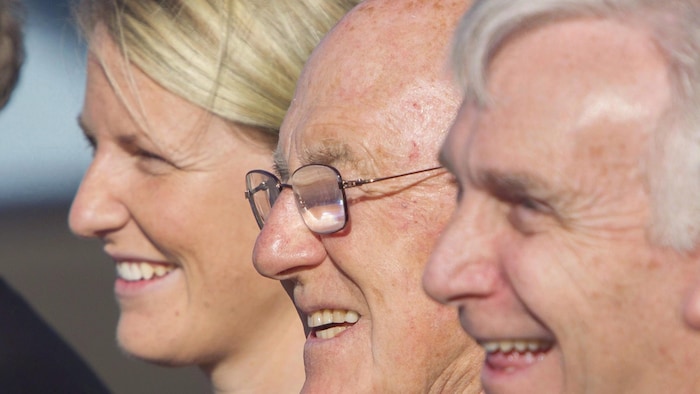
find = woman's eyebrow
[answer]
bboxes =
[77,115,93,137]
[77,114,143,149]
[77,116,98,150]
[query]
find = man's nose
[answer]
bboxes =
[423,195,504,305]
[253,188,327,280]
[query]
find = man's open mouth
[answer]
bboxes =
[307,309,360,339]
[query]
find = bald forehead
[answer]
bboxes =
[296,0,466,103]
[277,0,470,175]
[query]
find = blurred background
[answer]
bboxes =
[1,0,210,392]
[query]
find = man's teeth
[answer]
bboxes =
[116,262,174,282]
[482,340,552,354]
[316,326,347,340]
[307,309,359,340]
[307,309,359,328]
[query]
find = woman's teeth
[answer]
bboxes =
[116,262,174,282]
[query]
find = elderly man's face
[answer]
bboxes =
[424,17,700,393]
[253,1,482,392]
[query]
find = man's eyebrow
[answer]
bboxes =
[273,139,356,180]
[300,140,354,167]
[478,169,554,203]
[272,148,289,179]
[437,144,455,174]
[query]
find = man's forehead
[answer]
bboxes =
[276,52,398,172]
[292,0,458,109]
[274,0,466,176]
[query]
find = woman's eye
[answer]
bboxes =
[133,147,177,175]
[83,134,97,155]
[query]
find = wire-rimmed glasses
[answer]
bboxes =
[245,164,443,234]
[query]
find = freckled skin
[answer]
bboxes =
[253,0,483,393]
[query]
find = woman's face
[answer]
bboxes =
[69,26,289,366]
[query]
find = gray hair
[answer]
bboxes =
[451,0,700,251]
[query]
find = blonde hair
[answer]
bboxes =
[0,0,23,109]
[75,0,360,138]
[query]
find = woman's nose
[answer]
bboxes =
[69,155,129,239]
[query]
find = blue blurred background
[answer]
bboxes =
[0,0,87,208]
[1,0,209,392]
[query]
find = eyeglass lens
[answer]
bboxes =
[290,165,347,234]
[245,166,347,233]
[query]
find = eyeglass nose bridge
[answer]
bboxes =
[262,181,296,225]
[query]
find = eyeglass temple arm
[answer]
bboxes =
[341,166,443,189]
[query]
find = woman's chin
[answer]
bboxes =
[115,318,192,366]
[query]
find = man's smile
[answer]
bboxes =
[307,309,360,339]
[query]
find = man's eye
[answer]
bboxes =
[454,182,465,203]
[518,197,543,211]
[507,197,555,235]
[136,148,166,162]
[443,173,462,201]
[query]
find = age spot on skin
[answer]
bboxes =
[409,141,420,161]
